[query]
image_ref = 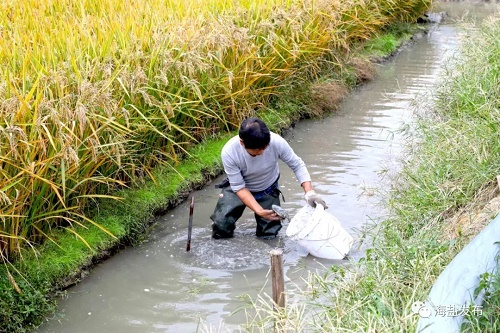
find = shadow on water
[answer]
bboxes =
[36,3,499,332]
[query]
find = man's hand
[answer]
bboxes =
[236,188,283,221]
[257,209,283,221]
[304,190,328,209]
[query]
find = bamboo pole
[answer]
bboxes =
[270,248,285,309]
[186,196,194,252]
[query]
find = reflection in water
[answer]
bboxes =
[36,4,499,333]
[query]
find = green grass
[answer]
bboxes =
[361,23,420,58]
[461,262,500,332]
[332,13,500,333]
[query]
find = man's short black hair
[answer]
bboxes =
[239,117,271,149]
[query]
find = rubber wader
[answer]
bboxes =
[210,180,282,239]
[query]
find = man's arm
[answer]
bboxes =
[301,181,313,193]
[275,136,328,208]
[235,188,282,221]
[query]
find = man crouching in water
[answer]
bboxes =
[211,117,327,239]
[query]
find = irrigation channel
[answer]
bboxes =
[36,3,498,333]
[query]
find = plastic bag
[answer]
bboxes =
[286,204,353,259]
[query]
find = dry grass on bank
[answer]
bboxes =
[309,82,350,115]
[443,182,500,240]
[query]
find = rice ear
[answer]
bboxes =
[7,271,22,294]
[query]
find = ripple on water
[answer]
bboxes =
[169,227,286,271]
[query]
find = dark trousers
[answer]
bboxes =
[210,186,282,238]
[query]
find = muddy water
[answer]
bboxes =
[36,3,499,333]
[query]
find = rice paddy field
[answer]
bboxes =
[0,0,431,264]
[0,0,433,331]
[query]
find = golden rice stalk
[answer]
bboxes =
[8,271,22,294]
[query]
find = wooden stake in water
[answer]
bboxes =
[186,196,194,252]
[270,248,285,309]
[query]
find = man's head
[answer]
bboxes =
[239,117,270,156]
